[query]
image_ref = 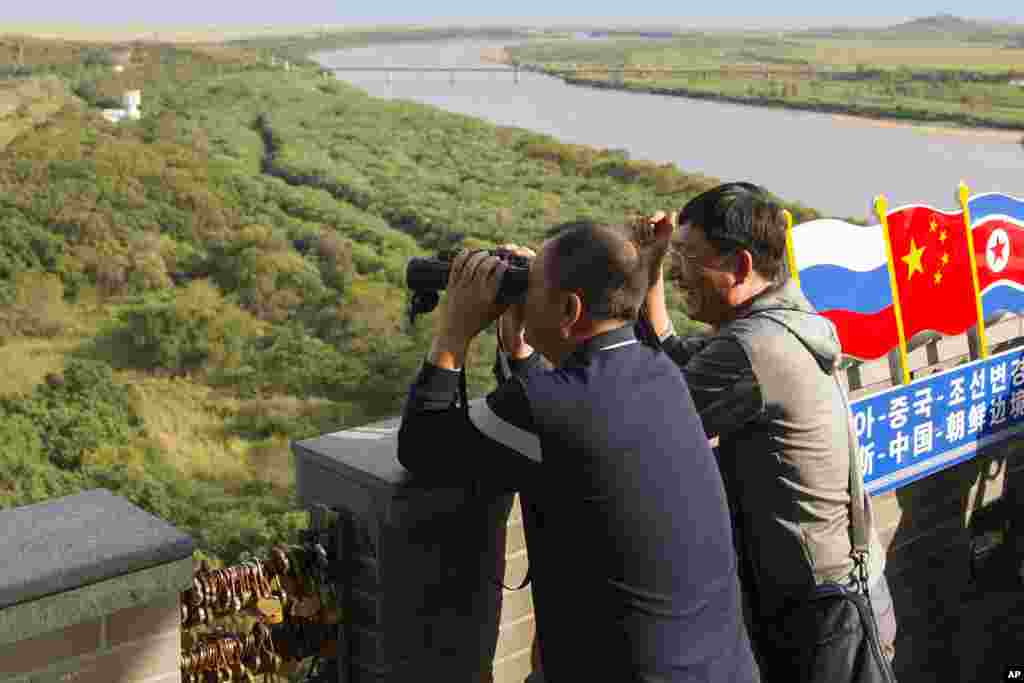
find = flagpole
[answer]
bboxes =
[783,209,800,288]
[875,194,911,385]
[958,181,990,359]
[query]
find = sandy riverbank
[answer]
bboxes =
[479,47,512,64]
[552,73,1024,143]
[829,112,1024,142]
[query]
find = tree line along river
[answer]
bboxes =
[317,39,1024,221]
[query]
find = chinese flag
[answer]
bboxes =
[885,205,979,340]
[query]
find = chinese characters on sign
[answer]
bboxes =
[852,347,1024,496]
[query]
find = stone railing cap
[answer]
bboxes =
[293,400,492,493]
[293,413,409,491]
[0,488,194,610]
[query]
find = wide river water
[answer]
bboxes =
[316,40,1024,220]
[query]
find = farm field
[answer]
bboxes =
[508,15,1024,131]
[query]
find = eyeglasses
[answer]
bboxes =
[670,237,738,273]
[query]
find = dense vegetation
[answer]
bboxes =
[508,15,1024,130]
[0,33,825,569]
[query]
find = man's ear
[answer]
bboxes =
[733,249,756,284]
[560,292,583,338]
[652,213,675,243]
[643,211,675,245]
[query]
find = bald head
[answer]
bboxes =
[545,219,656,321]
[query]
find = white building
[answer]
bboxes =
[123,90,141,117]
[101,90,142,123]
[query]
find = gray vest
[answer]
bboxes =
[717,302,885,621]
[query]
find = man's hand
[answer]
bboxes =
[497,243,536,360]
[643,211,676,339]
[431,250,508,369]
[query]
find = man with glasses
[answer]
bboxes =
[642,183,898,679]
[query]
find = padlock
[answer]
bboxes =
[199,574,212,606]
[242,652,261,674]
[254,598,284,625]
[290,594,322,620]
[270,546,290,577]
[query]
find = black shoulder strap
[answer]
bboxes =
[836,378,870,554]
[460,362,532,592]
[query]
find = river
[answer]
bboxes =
[315,40,1023,220]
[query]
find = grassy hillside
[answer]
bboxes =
[0,35,823,566]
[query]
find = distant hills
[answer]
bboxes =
[796,13,1024,45]
[880,13,1021,38]
[887,13,992,34]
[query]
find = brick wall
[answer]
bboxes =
[0,595,182,683]
[0,490,194,683]
[492,496,533,683]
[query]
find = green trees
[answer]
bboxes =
[0,37,830,569]
[117,280,265,373]
[1,359,142,469]
[206,224,328,323]
[211,322,365,401]
[0,270,68,338]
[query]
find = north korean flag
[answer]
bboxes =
[969,193,1024,320]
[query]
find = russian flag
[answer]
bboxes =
[791,218,897,360]
[968,192,1024,320]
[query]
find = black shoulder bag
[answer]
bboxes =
[768,375,898,683]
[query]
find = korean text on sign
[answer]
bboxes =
[851,348,1024,495]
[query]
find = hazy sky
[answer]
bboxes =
[3,2,1021,30]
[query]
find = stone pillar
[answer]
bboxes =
[293,402,532,682]
[0,489,194,682]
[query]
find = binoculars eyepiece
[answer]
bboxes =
[406,248,532,323]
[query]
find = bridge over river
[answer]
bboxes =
[329,65,728,85]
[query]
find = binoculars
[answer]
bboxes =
[405,249,532,323]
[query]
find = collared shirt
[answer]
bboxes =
[398,326,759,683]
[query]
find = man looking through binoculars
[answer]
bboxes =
[397,220,759,683]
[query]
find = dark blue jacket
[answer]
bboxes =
[398,325,759,683]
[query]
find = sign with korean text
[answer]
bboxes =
[852,346,1024,496]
